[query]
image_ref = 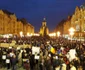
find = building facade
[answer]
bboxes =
[55,20,65,35]
[55,4,85,39]
[0,10,34,37]
[71,6,85,39]
[63,16,72,36]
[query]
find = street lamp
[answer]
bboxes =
[27,32,30,36]
[69,27,75,41]
[48,33,56,38]
[57,31,60,37]
[20,31,23,37]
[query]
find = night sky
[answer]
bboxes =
[0,0,85,32]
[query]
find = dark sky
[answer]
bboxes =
[0,0,85,32]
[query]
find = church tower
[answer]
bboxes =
[39,18,49,36]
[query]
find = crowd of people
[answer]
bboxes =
[0,36,85,70]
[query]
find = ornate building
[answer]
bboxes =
[71,5,85,39]
[39,18,49,36]
[0,10,34,37]
[55,3,85,39]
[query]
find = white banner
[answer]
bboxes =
[68,49,76,62]
[2,55,6,60]
[6,59,10,63]
[1,43,10,47]
[35,55,40,59]
[32,47,40,54]
[10,43,15,47]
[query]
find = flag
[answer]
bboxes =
[50,47,56,54]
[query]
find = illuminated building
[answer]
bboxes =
[39,18,49,36]
[71,5,85,39]
[0,10,34,37]
[55,3,85,40]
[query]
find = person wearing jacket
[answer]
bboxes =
[11,54,17,70]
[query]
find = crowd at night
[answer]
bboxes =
[0,1,85,70]
[0,36,85,70]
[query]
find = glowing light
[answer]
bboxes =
[49,33,56,37]
[47,41,50,44]
[3,34,12,38]
[33,33,40,36]
[27,33,32,37]
[57,31,60,37]
[69,27,75,40]
[27,33,30,36]
[20,31,23,37]
[69,27,75,36]
[27,33,40,37]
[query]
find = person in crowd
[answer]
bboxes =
[29,52,35,70]
[61,63,67,70]
[39,57,45,70]
[72,56,80,70]
[6,52,11,70]
[82,51,85,70]
[0,37,85,70]
[45,56,52,70]
[70,62,76,70]
[18,50,22,67]
[55,64,60,70]
[11,54,17,70]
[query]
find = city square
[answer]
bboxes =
[0,0,85,70]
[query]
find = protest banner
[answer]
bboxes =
[35,55,40,59]
[6,59,10,63]
[10,43,15,47]
[2,55,6,60]
[1,43,10,47]
[32,47,40,54]
[68,49,76,61]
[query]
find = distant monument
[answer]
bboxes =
[39,18,49,37]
